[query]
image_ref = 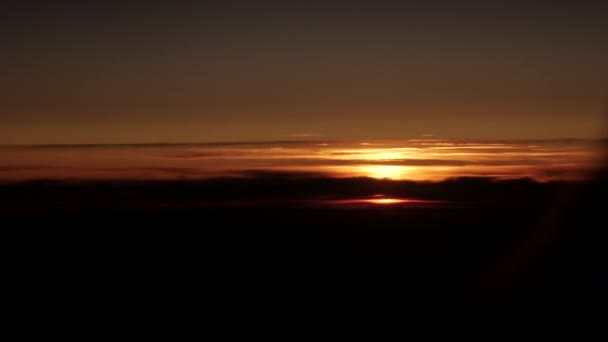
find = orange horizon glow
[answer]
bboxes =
[0,139,603,182]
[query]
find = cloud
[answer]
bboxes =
[0,165,55,172]
[161,152,223,159]
[287,133,325,138]
[254,158,472,167]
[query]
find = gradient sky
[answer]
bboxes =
[1,1,607,144]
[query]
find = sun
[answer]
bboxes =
[359,165,408,179]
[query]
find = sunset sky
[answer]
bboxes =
[2,1,607,144]
[4,3,608,311]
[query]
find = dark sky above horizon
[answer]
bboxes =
[1,1,607,144]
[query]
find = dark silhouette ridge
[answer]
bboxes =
[0,175,571,208]
[7,172,600,325]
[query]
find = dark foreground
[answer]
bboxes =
[5,176,608,326]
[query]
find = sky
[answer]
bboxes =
[1,1,607,144]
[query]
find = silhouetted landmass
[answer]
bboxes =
[0,174,572,208]
[4,173,606,325]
